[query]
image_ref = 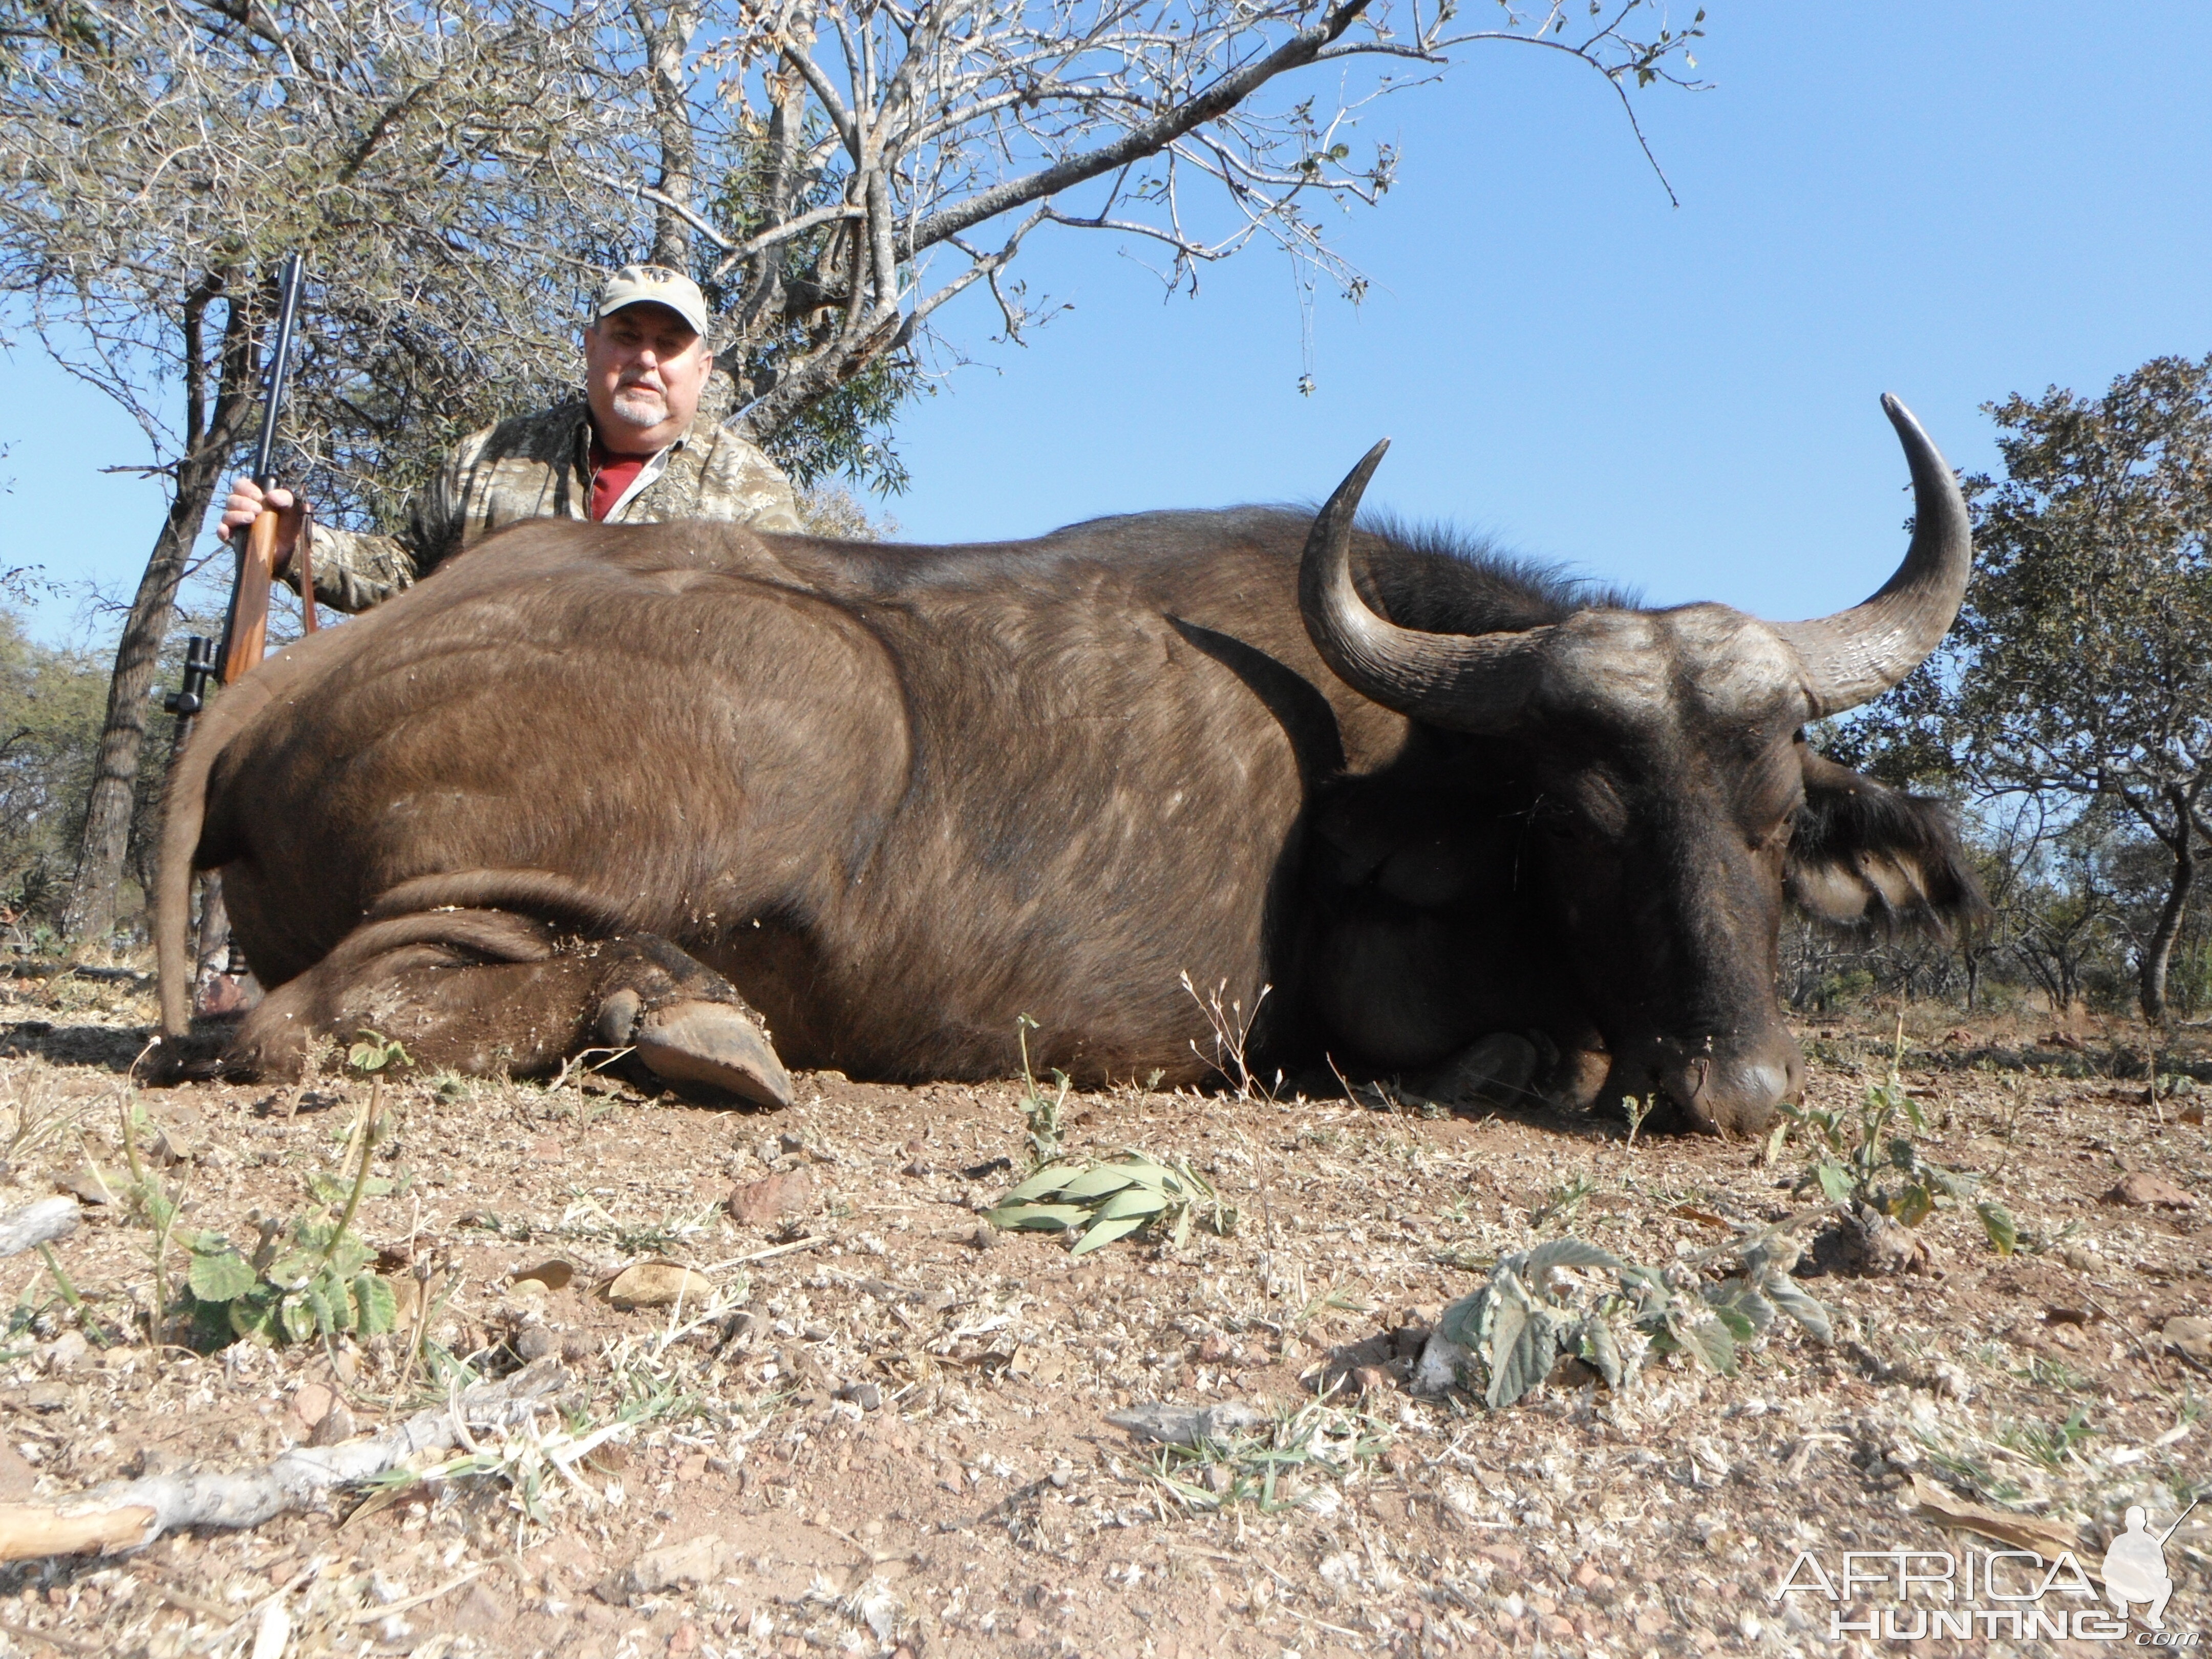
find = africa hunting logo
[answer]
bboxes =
[1774,1501,2198,1644]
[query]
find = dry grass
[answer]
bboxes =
[0,970,2202,1656]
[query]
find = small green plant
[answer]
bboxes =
[986,1151,1236,1254]
[1621,1093,1654,1148]
[1013,1013,1069,1169]
[1432,1234,1829,1410]
[1142,1398,1393,1513]
[1528,1169,1598,1231]
[2000,1402,2097,1471]
[1769,1044,2016,1254]
[169,1033,410,1348]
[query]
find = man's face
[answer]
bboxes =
[584,303,711,454]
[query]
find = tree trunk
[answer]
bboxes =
[57,457,230,944]
[60,282,253,945]
[2139,832,2194,1025]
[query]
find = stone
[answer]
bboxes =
[605,1261,719,1310]
[728,1169,812,1226]
[837,1381,883,1411]
[291,1382,335,1431]
[2103,1172,2193,1209]
[2163,1315,2212,1364]
[619,1534,732,1598]
[309,1403,356,1447]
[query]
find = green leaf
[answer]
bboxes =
[1892,1184,1937,1228]
[1580,1315,1626,1390]
[1709,1303,1756,1342]
[186,1247,257,1304]
[1001,1163,1085,1203]
[325,1234,374,1279]
[1763,1275,1832,1344]
[1977,1201,2018,1258]
[309,1172,394,1207]
[1090,1186,1170,1222]
[1070,1210,1153,1257]
[1678,1314,1739,1378]
[1485,1299,1560,1410]
[353,1273,398,1336]
[266,1250,319,1290]
[983,1203,1091,1232]
[229,1295,281,1344]
[304,1279,337,1337]
[1435,1287,1490,1350]
[1057,1166,1146,1200]
[1814,1162,1854,1205]
[279,1296,316,1345]
[1520,1239,1627,1278]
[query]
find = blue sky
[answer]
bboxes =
[6,2,2209,647]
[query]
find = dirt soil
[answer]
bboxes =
[0,969,2204,1659]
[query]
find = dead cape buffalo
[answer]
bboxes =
[157,395,1979,1136]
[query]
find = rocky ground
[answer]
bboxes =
[0,963,2203,1658]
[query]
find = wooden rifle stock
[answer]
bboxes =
[220,506,282,684]
[212,248,310,685]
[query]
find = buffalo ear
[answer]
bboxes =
[1784,748,1986,932]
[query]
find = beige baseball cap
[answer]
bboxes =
[590,263,710,335]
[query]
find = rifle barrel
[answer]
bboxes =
[249,251,306,487]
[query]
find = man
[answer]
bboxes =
[220,263,802,611]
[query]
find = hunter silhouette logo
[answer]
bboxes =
[1774,1496,2201,1642]
[2104,1500,2196,1630]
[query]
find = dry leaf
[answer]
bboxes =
[1907,1475,2083,1564]
[605,1261,718,1310]
[511,1258,575,1291]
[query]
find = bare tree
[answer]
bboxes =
[1,0,625,941]
[599,0,1706,470]
[6,0,1704,942]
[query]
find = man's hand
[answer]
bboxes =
[219,477,305,568]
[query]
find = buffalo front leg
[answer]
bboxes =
[228,911,791,1108]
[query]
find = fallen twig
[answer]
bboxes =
[0,1358,568,1563]
[701,1234,826,1270]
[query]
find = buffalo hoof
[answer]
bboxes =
[631,999,792,1109]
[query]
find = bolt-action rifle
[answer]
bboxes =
[163,250,315,749]
[218,248,315,683]
[164,250,313,996]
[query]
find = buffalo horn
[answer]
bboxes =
[1772,394,1973,717]
[1298,439,1549,733]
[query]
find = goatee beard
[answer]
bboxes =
[610,389,667,429]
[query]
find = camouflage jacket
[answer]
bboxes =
[297,400,802,613]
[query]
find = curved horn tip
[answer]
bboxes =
[1880,391,1929,442]
[1321,438,1391,522]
